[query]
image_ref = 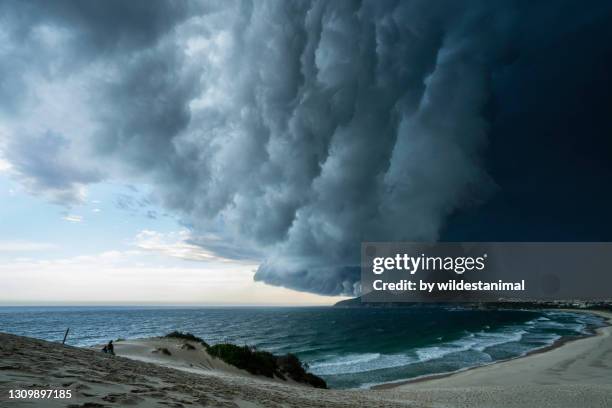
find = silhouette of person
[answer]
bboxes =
[107,340,115,355]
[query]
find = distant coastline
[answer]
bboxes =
[333,296,612,312]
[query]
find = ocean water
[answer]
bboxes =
[0,306,605,389]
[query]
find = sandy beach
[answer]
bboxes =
[1,310,611,407]
[382,310,612,407]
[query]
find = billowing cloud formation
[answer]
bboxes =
[4,131,101,204]
[1,1,607,295]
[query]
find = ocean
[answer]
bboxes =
[0,306,605,389]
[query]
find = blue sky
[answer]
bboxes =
[0,177,170,258]
[0,167,339,305]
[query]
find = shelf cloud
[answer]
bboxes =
[1,0,608,295]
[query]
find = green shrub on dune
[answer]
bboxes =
[207,344,276,377]
[207,343,327,389]
[276,353,327,389]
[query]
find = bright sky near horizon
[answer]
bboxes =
[0,169,343,305]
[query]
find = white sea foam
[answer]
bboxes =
[310,312,594,378]
[311,327,531,375]
[310,353,415,375]
[415,327,527,361]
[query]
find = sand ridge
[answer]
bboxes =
[0,333,409,407]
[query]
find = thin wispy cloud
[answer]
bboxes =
[63,214,83,223]
[134,230,228,263]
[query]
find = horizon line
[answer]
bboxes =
[0,302,339,308]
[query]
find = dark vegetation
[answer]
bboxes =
[164,331,326,389]
[164,331,209,348]
[153,347,172,356]
[276,353,327,389]
[207,344,327,389]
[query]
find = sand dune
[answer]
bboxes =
[0,333,408,407]
[110,337,258,379]
[1,310,611,407]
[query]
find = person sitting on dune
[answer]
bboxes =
[102,340,115,355]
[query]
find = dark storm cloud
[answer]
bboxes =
[92,38,200,171]
[168,0,514,295]
[0,0,199,204]
[3,0,609,294]
[4,131,102,204]
[0,0,193,53]
[0,0,197,111]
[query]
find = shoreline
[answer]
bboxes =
[1,308,611,407]
[372,308,612,391]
